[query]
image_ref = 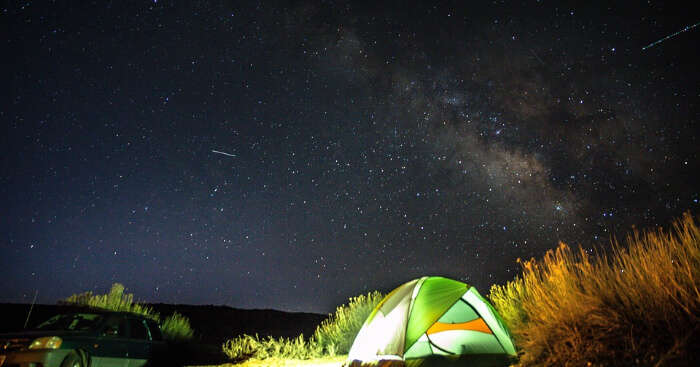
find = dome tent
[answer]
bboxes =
[346,276,517,367]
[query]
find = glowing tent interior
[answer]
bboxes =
[346,276,517,367]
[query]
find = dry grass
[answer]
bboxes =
[209,356,346,367]
[62,283,194,341]
[222,292,383,361]
[489,212,700,366]
[313,291,384,355]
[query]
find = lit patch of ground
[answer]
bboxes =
[190,356,346,367]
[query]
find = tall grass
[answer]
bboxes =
[489,212,700,366]
[63,283,156,317]
[161,311,195,341]
[223,334,322,361]
[222,291,384,361]
[312,291,384,355]
[62,283,194,342]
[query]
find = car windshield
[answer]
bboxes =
[35,313,104,331]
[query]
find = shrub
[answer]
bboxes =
[489,212,700,366]
[62,283,156,317]
[222,334,260,360]
[222,334,318,360]
[62,283,195,342]
[222,290,384,361]
[311,291,384,355]
[161,311,195,342]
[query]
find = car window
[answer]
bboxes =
[102,317,127,337]
[145,319,163,341]
[129,319,150,340]
[36,313,103,331]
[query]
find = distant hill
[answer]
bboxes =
[0,303,327,345]
[148,303,327,344]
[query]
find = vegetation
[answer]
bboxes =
[223,334,321,361]
[63,283,156,316]
[62,283,194,342]
[489,212,700,366]
[62,216,698,366]
[161,311,195,341]
[222,291,384,361]
[220,356,346,367]
[311,291,384,355]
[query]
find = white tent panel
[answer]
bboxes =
[348,279,420,360]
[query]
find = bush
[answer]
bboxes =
[161,311,195,342]
[222,334,320,360]
[223,334,260,360]
[63,283,156,317]
[222,290,384,361]
[62,283,195,342]
[311,291,384,355]
[489,212,700,366]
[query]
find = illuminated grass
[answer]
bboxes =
[312,291,384,355]
[214,356,346,367]
[63,283,195,341]
[489,213,700,366]
[161,311,195,341]
[222,291,383,361]
[63,283,156,316]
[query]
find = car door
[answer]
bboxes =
[90,316,129,367]
[144,318,168,365]
[125,318,152,367]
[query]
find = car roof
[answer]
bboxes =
[53,309,156,320]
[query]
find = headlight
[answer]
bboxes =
[28,336,63,349]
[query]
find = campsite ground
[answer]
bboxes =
[188,356,346,367]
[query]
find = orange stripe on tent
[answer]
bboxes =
[426,318,492,335]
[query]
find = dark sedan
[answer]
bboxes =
[0,311,167,367]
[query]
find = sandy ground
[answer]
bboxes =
[189,356,347,367]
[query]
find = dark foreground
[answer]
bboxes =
[0,303,326,366]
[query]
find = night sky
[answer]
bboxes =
[1,1,698,314]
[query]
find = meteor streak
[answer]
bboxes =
[642,21,700,50]
[212,149,236,157]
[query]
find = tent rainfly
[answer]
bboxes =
[346,276,517,367]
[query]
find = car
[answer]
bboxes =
[0,310,168,367]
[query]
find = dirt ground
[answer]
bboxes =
[190,356,346,367]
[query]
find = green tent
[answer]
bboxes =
[347,277,517,367]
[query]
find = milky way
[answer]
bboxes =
[1,1,698,312]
